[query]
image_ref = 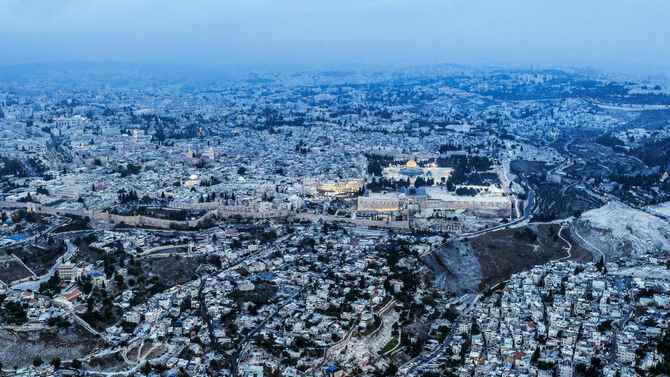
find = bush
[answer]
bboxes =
[4,301,27,325]
[47,316,71,329]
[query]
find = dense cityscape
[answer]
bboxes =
[0,64,669,377]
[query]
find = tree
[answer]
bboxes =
[584,357,603,377]
[596,257,606,273]
[4,301,27,325]
[114,272,126,290]
[32,357,43,367]
[50,358,61,370]
[71,359,82,369]
[78,275,93,295]
[531,347,540,364]
[40,272,62,297]
[140,362,152,375]
[47,316,71,329]
[103,255,114,278]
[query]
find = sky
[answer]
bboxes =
[1,0,669,73]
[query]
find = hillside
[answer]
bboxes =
[574,201,670,258]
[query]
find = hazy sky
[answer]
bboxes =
[1,0,669,73]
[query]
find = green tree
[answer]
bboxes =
[4,301,27,325]
[140,362,152,375]
[50,358,61,370]
[531,347,540,364]
[71,359,82,369]
[114,272,126,290]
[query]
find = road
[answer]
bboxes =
[556,221,573,261]
[310,299,397,374]
[68,310,107,340]
[399,294,481,376]
[0,215,72,253]
[231,287,305,376]
[11,238,78,291]
[295,213,410,230]
[135,243,189,258]
[312,316,359,374]
[193,244,277,376]
[457,186,535,241]
[572,226,606,263]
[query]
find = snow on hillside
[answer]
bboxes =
[576,201,670,257]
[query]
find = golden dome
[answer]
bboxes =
[406,159,418,169]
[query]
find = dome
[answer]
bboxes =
[406,159,418,169]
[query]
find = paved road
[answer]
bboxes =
[232,287,305,376]
[135,243,189,257]
[296,213,410,230]
[556,221,573,261]
[399,294,481,376]
[11,239,78,291]
[572,226,606,263]
[457,186,535,241]
[68,310,107,340]
[0,215,72,253]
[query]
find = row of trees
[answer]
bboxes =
[116,163,142,177]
